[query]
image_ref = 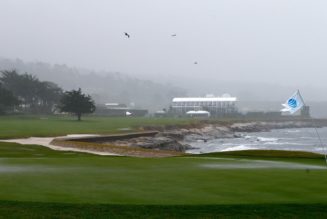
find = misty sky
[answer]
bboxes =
[1,0,327,92]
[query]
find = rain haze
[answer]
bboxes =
[0,0,327,113]
[2,2,327,216]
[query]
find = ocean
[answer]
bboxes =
[186,127,327,154]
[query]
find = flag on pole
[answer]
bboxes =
[281,91,327,165]
[281,90,305,114]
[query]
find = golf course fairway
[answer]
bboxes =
[1,142,327,218]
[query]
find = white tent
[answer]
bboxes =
[186,110,210,117]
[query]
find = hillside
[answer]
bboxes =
[0,58,186,111]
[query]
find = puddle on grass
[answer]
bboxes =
[200,159,327,170]
[0,165,46,173]
[0,164,81,173]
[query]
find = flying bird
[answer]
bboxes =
[194,61,198,65]
[171,34,177,37]
[124,32,130,38]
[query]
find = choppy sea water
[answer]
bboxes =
[186,127,327,154]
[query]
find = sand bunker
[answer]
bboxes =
[0,135,119,156]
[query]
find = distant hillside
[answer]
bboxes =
[0,58,186,111]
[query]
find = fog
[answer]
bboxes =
[1,0,327,102]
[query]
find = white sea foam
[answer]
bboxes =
[286,129,301,133]
[221,145,257,152]
[221,143,238,146]
[263,142,310,146]
[65,134,100,138]
[314,147,327,152]
[256,137,278,142]
[187,127,327,155]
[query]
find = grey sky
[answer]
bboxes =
[1,0,327,94]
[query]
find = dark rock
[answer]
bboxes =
[109,136,191,152]
[156,131,185,140]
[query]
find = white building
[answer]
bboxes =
[171,95,237,117]
[186,110,211,118]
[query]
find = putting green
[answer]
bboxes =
[1,142,327,206]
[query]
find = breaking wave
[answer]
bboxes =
[186,127,327,154]
[256,137,278,142]
[221,145,257,152]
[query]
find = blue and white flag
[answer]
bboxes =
[281,90,305,114]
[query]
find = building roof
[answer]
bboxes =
[186,110,210,115]
[172,97,237,102]
[105,103,120,106]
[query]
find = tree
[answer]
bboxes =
[59,88,95,121]
[0,70,63,114]
[0,84,19,114]
[36,81,63,114]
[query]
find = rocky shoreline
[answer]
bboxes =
[102,120,320,152]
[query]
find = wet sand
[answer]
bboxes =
[0,135,120,156]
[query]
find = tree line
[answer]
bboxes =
[0,70,95,120]
[0,58,187,111]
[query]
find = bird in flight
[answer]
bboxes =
[194,61,198,65]
[124,32,130,38]
[171,34,177,37]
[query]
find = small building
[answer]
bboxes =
[154,110,167,117]
[105,103,127,108]
[96,103,148,117]
[186,110,210,118]
[171,95,237,117]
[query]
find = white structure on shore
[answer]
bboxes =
[171,94,237,117]
[186,110,211,118]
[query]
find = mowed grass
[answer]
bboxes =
[1,142,327,218]
[2,202,327,219]
[1,149,326,205]
[1,116,327,218]
[0,115,196,139]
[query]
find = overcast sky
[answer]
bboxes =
[1,0,327,94]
